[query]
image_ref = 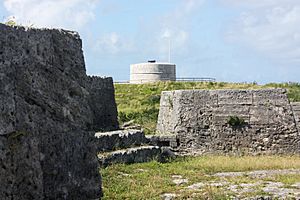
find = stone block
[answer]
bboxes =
[173,90,195,106]
[95,129,148,152]
[193,90,218,107]
[217,90,253,105]
[157,88,299,155]
[156,105,176,134]
[211,105,250,125]
[98,146,161,167]
[253,89,288,106]
[291,102,300,111]
[213,105,250,116]
[160,91,174,107]
[146,135,178,148]
[249,106,270,125]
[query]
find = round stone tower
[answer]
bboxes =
[130,61,176,84]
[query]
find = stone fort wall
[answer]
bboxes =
[0,24,118,199]
[157,89,300,155]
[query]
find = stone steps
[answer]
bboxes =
[98,145,161,167]
[95,129,176,167]
[95,129,148,152]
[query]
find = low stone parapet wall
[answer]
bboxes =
[157,89,300,155]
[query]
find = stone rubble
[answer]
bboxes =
[172,178,189,186]
[162,169,300,199]
[161,193,177,200]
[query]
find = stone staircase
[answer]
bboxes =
[95,129,167,167]
[291,102,300,130]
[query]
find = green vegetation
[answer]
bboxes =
[227,116,246,127]
[114,81,300,134]
[102,155,300,199]
[3,16,34,28]
[5,19,17,26]
[265,174,300,186]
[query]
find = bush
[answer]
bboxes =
[227,116,245,126]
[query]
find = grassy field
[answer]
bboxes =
[107,82,300,199]
[101,155,300,200]
[114,81,300,134]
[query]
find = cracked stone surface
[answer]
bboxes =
[171,175,189,185]
[163,169,300,199]
[161,193,176,200]
[185,180,300,199]
[186,182,205,190]
[214,169,300,178]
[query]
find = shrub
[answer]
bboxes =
[227,116,245,126]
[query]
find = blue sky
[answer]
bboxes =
[1,0,300,83]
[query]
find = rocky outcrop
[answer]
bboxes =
[157,89,300,155]
[0,24,118,199]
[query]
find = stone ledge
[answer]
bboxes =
[95,129,148,152]
[98,146,161,167]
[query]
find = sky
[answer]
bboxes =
[0,0,300,83]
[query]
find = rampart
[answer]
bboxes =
[0,24,118,199]
[157,89,300,155]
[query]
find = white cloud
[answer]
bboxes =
[154,0,205,61]
[158,29,189,60]
[222,0,298,8]
[224,0,300,64]
[90,0,205,58]
[3,0,99,29]
[160,0,205,35]
[93,32,134,55]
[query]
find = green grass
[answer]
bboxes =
[110,81,300,198]
[101,155,300,199]
[114,81,300,134]
[263,174,300,186]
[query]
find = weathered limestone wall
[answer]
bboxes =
[291,102,300,131]
[0,24,118,199]
[157,89,300,155]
